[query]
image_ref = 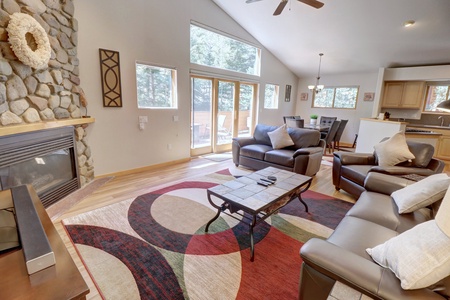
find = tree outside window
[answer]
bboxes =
[264,84,279,109]
[136,63,177,109]
[423,83,450,112]
[313,86,358,109]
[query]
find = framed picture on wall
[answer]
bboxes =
[364,92,375,101]
[285,85,292,102]
[300,93,308,101]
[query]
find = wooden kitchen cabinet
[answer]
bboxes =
[381,81,425,109]
[437,135,450,161]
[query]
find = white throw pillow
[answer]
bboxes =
[367,220,450,290]
[373,132,415,167]
[267,124,294,149]
[391,173,450,214]
[436,186,450,238]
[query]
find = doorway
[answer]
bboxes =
[190,76,257,156]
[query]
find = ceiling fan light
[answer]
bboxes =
[308,85,315,90]
[403,20,415,28]
[317,85,324,90]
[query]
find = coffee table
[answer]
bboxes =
[205,167,312,261]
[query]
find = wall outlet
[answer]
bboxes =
[167,144,172,150]
[138,116,148,123]
[173,115,179,122]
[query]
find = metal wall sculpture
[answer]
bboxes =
[99,49,123,107]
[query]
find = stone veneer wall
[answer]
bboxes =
[0,0,94,186]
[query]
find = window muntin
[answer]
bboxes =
[190,24,261,76]
[136,63,177,109]
[313,86,358,109]
[264,84,279,109]
[423,83,450,112]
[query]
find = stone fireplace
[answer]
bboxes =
[0,126,79,208]
[0,0,95,206]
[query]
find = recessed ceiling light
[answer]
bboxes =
[403,20,415,27]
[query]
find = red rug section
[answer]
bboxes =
[238,227,303,299]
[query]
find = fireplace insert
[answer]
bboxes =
[0,126,80,208]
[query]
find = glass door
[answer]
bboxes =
[191,76,257,156]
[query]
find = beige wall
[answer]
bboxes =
[75,0,299,175]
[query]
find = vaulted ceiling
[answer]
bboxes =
[212,0,450,78]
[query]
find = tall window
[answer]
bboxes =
[423,82,450,112]
[190,24,261,76]
[264,84,279,109]
[313,86,358,109]
[136,63,177,109]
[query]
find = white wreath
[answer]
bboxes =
[6,13,51,69]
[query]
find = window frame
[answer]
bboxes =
[312,86,359,109]
[422,82,450,114]
[135,62,178,110]
[190,23,261,76]
[264,83,279,109]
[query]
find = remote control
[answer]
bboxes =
[260,178,275,184]
[257,181,269,187]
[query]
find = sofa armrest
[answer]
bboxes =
[333,152,376,165]
[363,172,414,195]
[232,137,256,147]
[369,166,436,176]
[300,238,443,300]
[293,146,323,158]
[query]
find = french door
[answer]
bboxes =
[190,76,257,156]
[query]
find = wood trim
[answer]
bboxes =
[96,157,191,178]
[0,118,95,137]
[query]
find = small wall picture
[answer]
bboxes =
[285,85,292,102]
[300,93,308,101]
[364,92,375,101]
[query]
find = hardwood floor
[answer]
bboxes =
[52,157,356,299]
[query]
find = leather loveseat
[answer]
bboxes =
[299,172,450,299]
[332,140,445,197]
[232,124,325,176]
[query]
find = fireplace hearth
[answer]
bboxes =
[0,126,80,208]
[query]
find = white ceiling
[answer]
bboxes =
[212,0,450,78]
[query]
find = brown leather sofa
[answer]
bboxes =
[332,141,445,197]
[232,124,325,176]
[299,172,450,299]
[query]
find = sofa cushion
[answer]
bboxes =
[373,132,415,167]
[287,128,320,149]
[391,173,450,214]
[341,165,372,186]
[267,124,294,149]
[398,141,435,168]
[240,144,273,160]
[347,191,432,232]
[327,216,398,259]
[253,124,278,146]
[367,220,450,290]
[264,149,295,167]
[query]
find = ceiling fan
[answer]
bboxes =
[246,0,324,16]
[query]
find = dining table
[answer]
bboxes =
[303,124,330,132]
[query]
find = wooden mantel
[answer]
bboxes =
[0,117,95,137]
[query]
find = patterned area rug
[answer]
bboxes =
[63,169,353,299]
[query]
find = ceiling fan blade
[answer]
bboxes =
[273,0,288,15]
[297,0,324,9]
[245,0,263,3]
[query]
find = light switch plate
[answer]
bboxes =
[139,116,148,123]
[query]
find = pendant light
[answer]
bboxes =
[308,53,324,94]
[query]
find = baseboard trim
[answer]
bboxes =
[96,157,191,178]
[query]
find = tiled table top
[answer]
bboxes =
[208,167,311,213]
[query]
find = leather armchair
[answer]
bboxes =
[332,140,445,197]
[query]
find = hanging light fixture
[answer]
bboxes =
[308,53,324,94]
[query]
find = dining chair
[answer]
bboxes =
[285,118,304,128]
[320,116,337,127]
[283,116,301,124]
[323,120,340,154]
[333,119,348,150]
